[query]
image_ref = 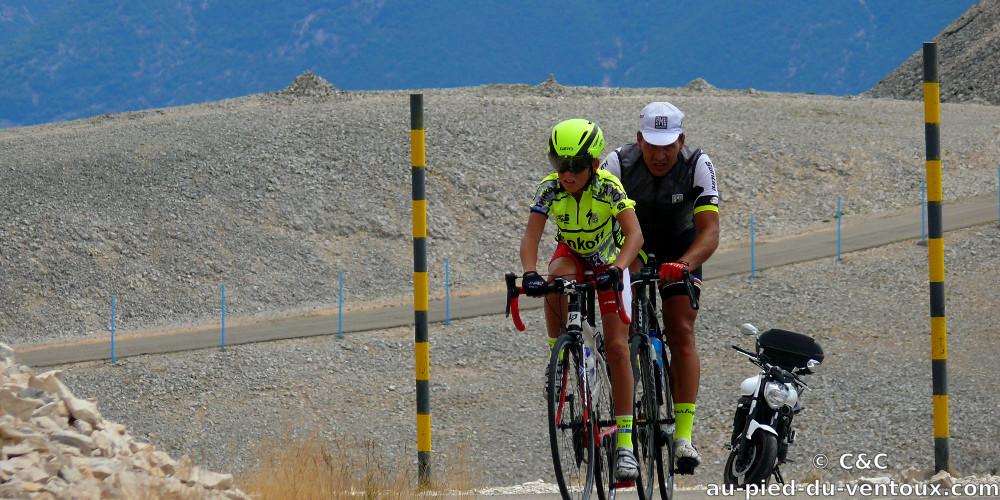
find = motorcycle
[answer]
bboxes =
[723,323,824,487]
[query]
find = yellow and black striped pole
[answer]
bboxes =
[410,93,432,485]
[923,41,949,473]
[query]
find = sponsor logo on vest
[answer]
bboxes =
[567,236,597,251]
[672,194,684,203]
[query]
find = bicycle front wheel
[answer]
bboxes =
[549,335,595,500]
[592,347,617,500]
[632,337,658,500]
[655,353,675,500]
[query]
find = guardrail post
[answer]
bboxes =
[111,296,116,362]
[338,271,344,339]
[837,196,842,261]
[750,213,755,277]
[445,258,450,325]
[221,284,226,350]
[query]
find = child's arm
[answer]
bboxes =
[519,211,547,273]
[612,208,643,271]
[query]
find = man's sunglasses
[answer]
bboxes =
[548,154,593,174]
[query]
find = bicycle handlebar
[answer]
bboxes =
[503,272,630,331]
[629,253,700,311]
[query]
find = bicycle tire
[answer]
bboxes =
[631,336,658,500]
[593,347,617,500]
[549,334,595,500]
[655,351,675,500]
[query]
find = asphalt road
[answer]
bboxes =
[15,193,999,368]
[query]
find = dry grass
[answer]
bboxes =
[238,432,480,499]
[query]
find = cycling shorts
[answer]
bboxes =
[550,242,632,317]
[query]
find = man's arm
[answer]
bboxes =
[678,209,719,269]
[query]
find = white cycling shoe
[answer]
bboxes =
[674,438,702,474]
[615,447,640,481]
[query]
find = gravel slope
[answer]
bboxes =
[3,76,999,345]
[54,224,1000,489]
[3,76,1000,489]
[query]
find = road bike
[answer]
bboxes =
[628,255,699,500]
[505,271,629,500]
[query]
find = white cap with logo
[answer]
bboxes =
[639,102,684,146]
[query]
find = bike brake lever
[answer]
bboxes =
[504,272,518,317]
[682,268,699,310]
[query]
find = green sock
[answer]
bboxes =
[675,403,696,441]
[548,337,569,363]
[616,415,633,449]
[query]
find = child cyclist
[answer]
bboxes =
[519,118,644,481]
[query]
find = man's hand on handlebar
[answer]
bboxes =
[595,266,622,291]
[521,271,547,296]
[659,261,690,282]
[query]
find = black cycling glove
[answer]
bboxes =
[522,271,547,297]
[595,266,622,291]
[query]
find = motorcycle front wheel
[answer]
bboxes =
[723,431,777,488]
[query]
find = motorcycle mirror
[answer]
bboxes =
[740,323,759,336]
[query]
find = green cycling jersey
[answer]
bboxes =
[529,169,636,267]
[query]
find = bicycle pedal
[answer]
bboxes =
[613,480,636,489]
[674,465,696,475]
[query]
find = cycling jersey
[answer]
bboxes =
[600,144,719,258]
[529,169,636,267]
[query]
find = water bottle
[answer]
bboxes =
[650,330,664,369]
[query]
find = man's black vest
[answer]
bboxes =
[614,144,704,248]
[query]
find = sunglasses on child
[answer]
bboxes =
[548,154,594,174]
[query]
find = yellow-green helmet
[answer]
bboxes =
[547,119,605,173]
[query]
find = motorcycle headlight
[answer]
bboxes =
[763,381,792,409]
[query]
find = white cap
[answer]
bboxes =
[639,102,684,146]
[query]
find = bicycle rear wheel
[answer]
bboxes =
[632,336,658,500]
[592,345,617,500]
[549,335,595,500]
[655,352,675,500]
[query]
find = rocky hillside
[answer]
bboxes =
[865,0,1000,104]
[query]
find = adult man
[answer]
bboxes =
[600,101,720,473]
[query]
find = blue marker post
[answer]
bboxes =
[837,196,842,261]
[111,296,116,362]
[221,284,226,350]
[338,270,344,339]
[445,258,450,325]
[750,213,755,277]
